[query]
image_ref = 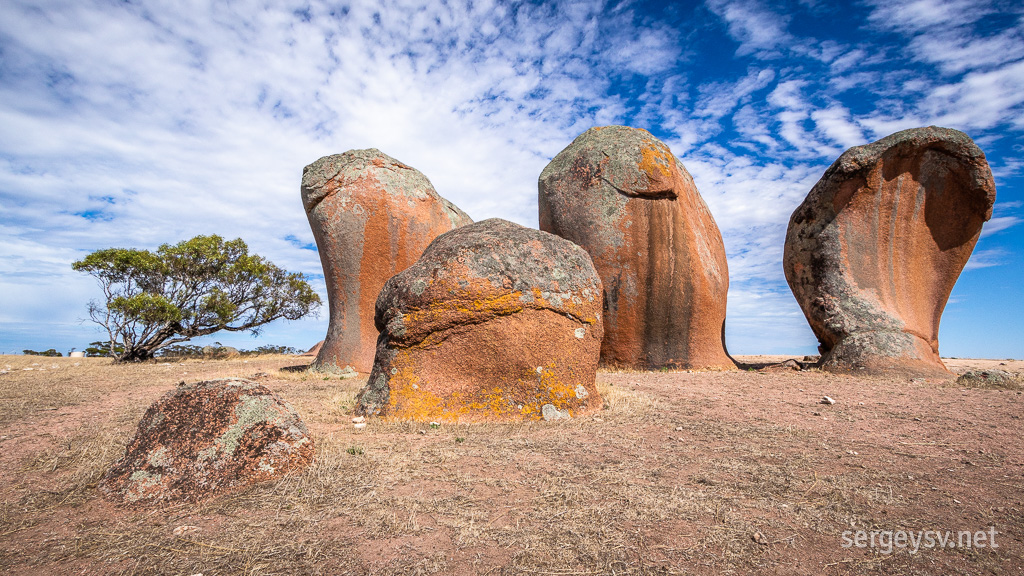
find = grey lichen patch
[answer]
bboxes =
[574,327,587,339]
[301,148,473,221]
[575,385,589,399]
[146,411,165,432]
[204,377,261,391]
[123,470,164,503]
[307,363,358,378]
[196,445,217,464]
[129,470,159,482]
[386,311,408,338]
[146,447,171,468]
[542,404,571,421]
[213,396,279,457]
[411,279,428,296]
[355,373,390,416]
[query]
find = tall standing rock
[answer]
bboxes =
[784,126,996,378]
[302,149,472,373]
[354,218,604,422]
[539,126,733,370]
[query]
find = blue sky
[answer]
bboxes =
[1,0,1021,358]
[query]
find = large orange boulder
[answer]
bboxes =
[538,126,733,370]
[302,149,472,373]
[100,378,314,504]
[354,218,604,422]
[784,127,996,378]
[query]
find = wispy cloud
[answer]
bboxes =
[981,216,1021,237]
[965,248,1009,269]
[704,0,793,57]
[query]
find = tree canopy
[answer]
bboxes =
[73,235,320,362]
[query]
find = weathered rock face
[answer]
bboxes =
[956,370,1022,389]
[301,340,324,357]
[202,345,238,359]
[302,149,472,373]
[538,126,733,370]
[100,378,314,504]
[354,218,604,421]
[784,127,996,378]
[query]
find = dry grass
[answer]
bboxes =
[1,355,1021,575]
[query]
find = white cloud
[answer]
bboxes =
[910,29,1024,75]
[964,248,1008,270]
[981,216,1021,237]
[810,106,865,148]
[0,0,1020,357]
[865,0,994,33]
[923,59,1024,130]
[704,0,793,57]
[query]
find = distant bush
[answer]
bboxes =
[84,341,125,357]
[23,348,62,357]
[157,344,205,359]
[156,343,300,359]
[240,345,300,356]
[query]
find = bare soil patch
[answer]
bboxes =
[1,354,1021,574]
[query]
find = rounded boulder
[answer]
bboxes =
[354,218,604,421]
[100,378,314,504]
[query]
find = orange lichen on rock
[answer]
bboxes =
[637,139,676,190]
[784,126,996,378]
[300,149,472,373]
[99,378,313,505]
[539,125,734,370]
[354,219,604,422]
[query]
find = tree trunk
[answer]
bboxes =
[118,346,155,363]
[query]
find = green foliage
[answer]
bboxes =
[23,349,62,357]
[156,343,300,359]
[84,341,125,357]
[157,344,205,359]
[73,235,321,362]
[240,345,301,356]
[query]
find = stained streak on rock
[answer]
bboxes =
[539,126,733,370]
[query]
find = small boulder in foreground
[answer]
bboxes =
[100,378,314,504]
[955,370,1022,389]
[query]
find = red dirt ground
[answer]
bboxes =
[0,354,1021,575]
